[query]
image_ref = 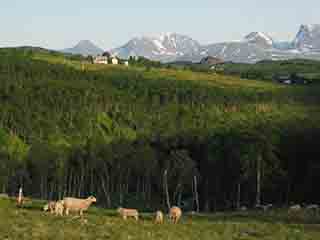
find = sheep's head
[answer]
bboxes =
[88,196,97,203]
[117,207,123,213]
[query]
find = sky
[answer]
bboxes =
[1,0,320,51]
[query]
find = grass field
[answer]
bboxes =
[1,199,319,240]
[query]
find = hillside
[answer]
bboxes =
[0,48,320,212]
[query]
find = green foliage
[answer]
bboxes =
[220,59,320,83]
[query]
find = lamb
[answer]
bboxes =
[43,201,56,213]
[55,200,64,216]
[255,203,273,211]
[239,206,248,211]
[0,193,9,199]
[288,204,302,214]
[63,196,96,217]
[306,204,319,210]
[155,210,164,224]
[117,207,139,221]
[169,206,182,224]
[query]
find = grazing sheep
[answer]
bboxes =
[155,210,164,224]
[0,193,9,199]
[306,204,319,210]
[55,200,64,216]
[255,203,273,212]
[288,204,302,214]
[117,207,139,221]
[63,196,96,217]
[239,206,248,211]
[169,206,182,224]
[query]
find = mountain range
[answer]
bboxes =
[61,24,320,63]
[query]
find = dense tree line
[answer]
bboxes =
[0,49,320,211]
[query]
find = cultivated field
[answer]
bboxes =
[1,199,319,240]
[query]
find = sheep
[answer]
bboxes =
[288,204,302,215]
[306,204,319,210]
[305,204,319,215]
[155,210,164,224]
[63,196,96,217]
[239,206,248,211]
[55,200,64,216]
[169,206,182,224]
[0,193,9,199]
[255,203,273,212]
[117,207,139,221]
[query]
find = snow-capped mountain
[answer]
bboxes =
[244,32,274,48]
[62,40,104,56]
[293,24,320,51]
[111,33,201,62]
[109,25,320,63]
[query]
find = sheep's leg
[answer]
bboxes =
[135,215,138,221]
[65,208,69,216]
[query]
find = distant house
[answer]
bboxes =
[94,56,108,64]
[111,57,119,65]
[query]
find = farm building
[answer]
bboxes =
[94,56,108,64]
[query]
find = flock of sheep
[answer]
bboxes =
[14,187,319,223]
[42,196,182,224]
[238,203,320,216]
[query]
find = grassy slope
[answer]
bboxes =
[1,198,319,240]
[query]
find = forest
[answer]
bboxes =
[0,48,320,212]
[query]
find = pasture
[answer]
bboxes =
[0,199,319,240]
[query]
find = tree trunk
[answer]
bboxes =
[194,175,200,212]
[163,170,171,210]
[256,154,262,206]
[237,181,241,209]
[101,175,111,208]
[204,179,210,212]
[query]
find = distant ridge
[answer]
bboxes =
[61,40,104,56]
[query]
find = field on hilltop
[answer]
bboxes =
[0,48,320,222]
[1,198,320,240]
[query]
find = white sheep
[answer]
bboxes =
[63,196,96,217]
[55,200,64,216]
[155,210,164,224]
[288,204,302,215]
[169,206,182,224]
[117,207,139,221]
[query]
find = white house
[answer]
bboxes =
[94,56,108,65]
[111,57,119,65]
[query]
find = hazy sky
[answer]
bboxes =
[1,0,319,50]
